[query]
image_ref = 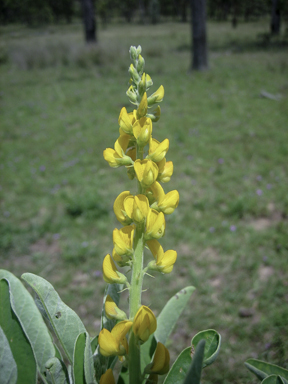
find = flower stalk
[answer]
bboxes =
[101,45,179,384]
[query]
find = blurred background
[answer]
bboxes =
[1,1,288,383]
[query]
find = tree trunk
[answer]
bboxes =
[81,0,96,43]
[271,0,281,35]
[190,0,208,71]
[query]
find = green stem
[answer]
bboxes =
[128,223,145,384]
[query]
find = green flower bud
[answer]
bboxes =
[129,64,140,84]
[137,54,145,74]
[136,45,142,57]
[129,46,137,62]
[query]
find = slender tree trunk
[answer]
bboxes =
[81,0,96,43]
[271,0,281,35]
[190,0,208,71]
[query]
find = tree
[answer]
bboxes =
[271,0,281,34]
[190,0,208,71]
[81,0,96,43]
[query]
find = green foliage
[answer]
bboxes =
[155,286,195,345]
[245,359,288,383]
[22,273,87,364]
[191,329,221,367]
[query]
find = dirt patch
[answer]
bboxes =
[258,265,274,281]
[30,238,60,256]
[249,203,283,231]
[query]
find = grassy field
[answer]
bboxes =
[1,19,288,383]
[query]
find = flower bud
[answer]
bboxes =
[100,369,115,384]
[134,159,158,188]
[137,92,148,119]
[99,320,132,357]
[149,342,170,375]
[113,226,135,257]
[113,191,133,225]
[129,46,137,62]
[133,117,152,147]
[129,64,140,83]
[133,306,157,343]
[147,138,169,163]
[126,85,138,104]
[118,107,135,134]
[145,209,165,240]
[102,254,128,284]
[147,105,161,122]
[147,85,164,106]
[147,240,177,274]
[157,160,173,183]
[105,295,127,321]
[137,54,145,74]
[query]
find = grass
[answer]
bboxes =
[1,18,288,383]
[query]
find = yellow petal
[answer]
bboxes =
[113,226,134,256]
[158,190,179,215]
[100,369,115,384]
[133,306,157,343]
[146,239,164,262]
[102,254,127,284]
[158,161,173,183]
[148,138,169,163]
[99,328,119,356]
[137,92,148,118]
[158,250,177,274]
[113,191,133,225]
[134,159,158,187]
[146,209,165,240]
[118,107,135,134]
[105,295,127,321]
[103,148,121,168]
[150,342,170,375]
[111,320,133,344]
[132,117,152,147]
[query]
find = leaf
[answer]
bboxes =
[0,325,17,384]
[0,277,37,384]
[73,333,86,384]
[183,340,206,384]
[191,329,221,367]
[163,346,192,384]
[245,359,288,382]
[155,286,195,345]
[262,375,286,384]
[73,332,96,384]
[45,357,70,384]
[22,273,86,364]
[84,333,96,384]
[0,270,56,382]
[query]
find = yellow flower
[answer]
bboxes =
[132,116,152,147]
[149,342,170,375]
[112,248,130,267]
[105,295,127,321]
[137,92,148,119]
[103,134,133,168]
[147,85,165,106]
[118,107,136,135]
[146,240,177,274]
[150,182,179,215]
[133,306,157,343]
[134,159,158,187]
[113,225,135,257]
[113,191,133,225]
[99,320,132,357]
[99,369,115,384]
[123,194,149,223]
[102,254,127,284]
[147,138,169,163]
[157,160,173,183]
[145,208,165,240]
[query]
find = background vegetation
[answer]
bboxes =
[1,15,288,384]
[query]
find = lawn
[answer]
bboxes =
[1,18,288,383]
